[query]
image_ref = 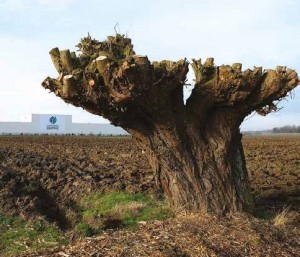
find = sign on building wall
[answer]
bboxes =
[39,115,66,133]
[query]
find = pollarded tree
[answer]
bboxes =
[42,34,299,215]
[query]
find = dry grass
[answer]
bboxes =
[112,202,146,216]
[273,206,300,227]
[16,212,300,257]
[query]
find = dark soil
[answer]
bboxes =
[0,136,155,229]
[244,135,300,214]
[0,135,299,257]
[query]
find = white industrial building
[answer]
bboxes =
[0,114,127,135]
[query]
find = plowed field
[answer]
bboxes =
[0,135,299,257]
[0,135,299,223]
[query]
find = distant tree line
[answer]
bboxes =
[272,125,300,133]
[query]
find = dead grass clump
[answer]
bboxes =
[273,206,300,227]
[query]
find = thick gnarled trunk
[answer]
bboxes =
[42,33,299,215]
[130,115,253,214]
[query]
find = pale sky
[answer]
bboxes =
[0,0,299,130]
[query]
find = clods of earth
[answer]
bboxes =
[0,135,299,257]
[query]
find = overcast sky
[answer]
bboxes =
[0,0,300,130]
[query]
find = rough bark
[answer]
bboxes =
[130,120,253,214]
[42,33,300,215]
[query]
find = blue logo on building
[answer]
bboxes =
[49,116,57,124]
